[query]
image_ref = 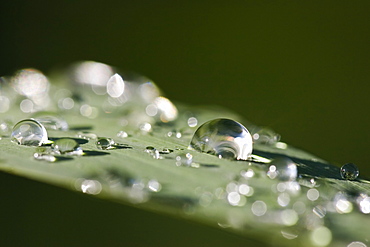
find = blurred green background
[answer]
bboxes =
[0,1,369,246]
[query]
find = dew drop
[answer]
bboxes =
[11,119,48,146]
[96,137,115,150]
[107,73,125,98]
[34,153,56,162]
[340,163,359,180]
[52,138,83,155]
[117,130,128,138]
[175,153,194,167]
[187,117,198,127]
[145,146,162,159]
[189,118,253,160]
[267,157,297,181]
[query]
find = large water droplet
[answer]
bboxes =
[11,119,48,146]
[52,138,82,155]
[340,163,359,180]
[189,118,253,160]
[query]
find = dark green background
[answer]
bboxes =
[0,1,369,246]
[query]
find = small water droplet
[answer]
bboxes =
[251,127,280,145]
[107,73,125,98]
[340,163,359,180]
[147,179,162,192]
[11,119,48,146]
[187,117,198,127]
[76,132,97,140]
[167,130,182,138]
[117,130,128,138]
[189,118,253,160]
[147,96,178,123]
[52,138,83,155]
[267,157,297,181]
[34,153,56,162]
[175,153,193,166]
[145,146,162,159]
[31,111,69,131]
[96,137,115,150]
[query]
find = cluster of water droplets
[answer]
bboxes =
[1,61,369,247]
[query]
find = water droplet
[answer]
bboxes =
[31,111,69,131]
[251,127,280,145]
[11,119,48,146]
[78,179,102,195]
[96,137,115,150]
[76,132,97,140]
[52,138,83,155]
[145,146,162,159]
[307,188,320,201]
[189,118,253,160]
[139,122,152,132]
[167,130,182,138]
[357,194,370,214]
[310,226,332,247]
[117,130,128,138]
[340,163,359,180]
[147,179,162,192]
[187,117,198,127]
[34,153,56,162]
[267,157,297,181]
[146,96,178,123]
[175,153,193,166]
[251,200,267,216]
[107,73,125,98]
[348,241,367,247]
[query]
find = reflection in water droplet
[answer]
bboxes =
[340,163,359,180]
[52,138,83,155]
[11,119,48,146]
[189,118,253,160]
[32,111,69,131]
[268,157,297,181]
[96,137,115,150]
[310,226,332,247]
[167,130,182,138]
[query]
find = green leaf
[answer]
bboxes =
[1,65,369,247]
